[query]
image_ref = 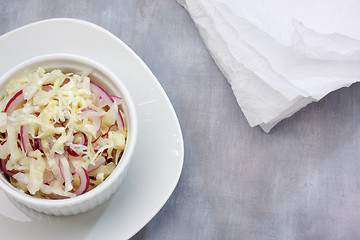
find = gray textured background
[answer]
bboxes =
[1,1,360,239]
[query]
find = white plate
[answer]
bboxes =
[0,19,184,239]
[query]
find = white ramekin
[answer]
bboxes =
[0,53,137,216]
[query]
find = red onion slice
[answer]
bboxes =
[90,83,124,131]
[90,83,125,131]
[5,90,24,115]
[73,167,89,195]
[12,172,29,184]
[90,82,113,106]
[91,131,102,144]
[65,146,79,157]
[106,124,118,137]
[20,125,31,155]
[0,156,15,177]
[81,107,96,112]
[87,156,106,172]
[73,131,88,146]
[96,97,108,109]
[46,193,71,200]
[110,95,123,105]
[30,138,44,153]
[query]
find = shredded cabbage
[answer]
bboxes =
[0,68,127,199]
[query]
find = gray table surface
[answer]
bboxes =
[1,1,360,240]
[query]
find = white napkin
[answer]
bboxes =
[177,0,360,132]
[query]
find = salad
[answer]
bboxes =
[0,67,127,199]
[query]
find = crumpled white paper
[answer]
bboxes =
[177,0,360,132]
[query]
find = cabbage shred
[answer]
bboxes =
[0,68,127,198]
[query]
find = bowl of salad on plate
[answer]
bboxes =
[0,54,137,215]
